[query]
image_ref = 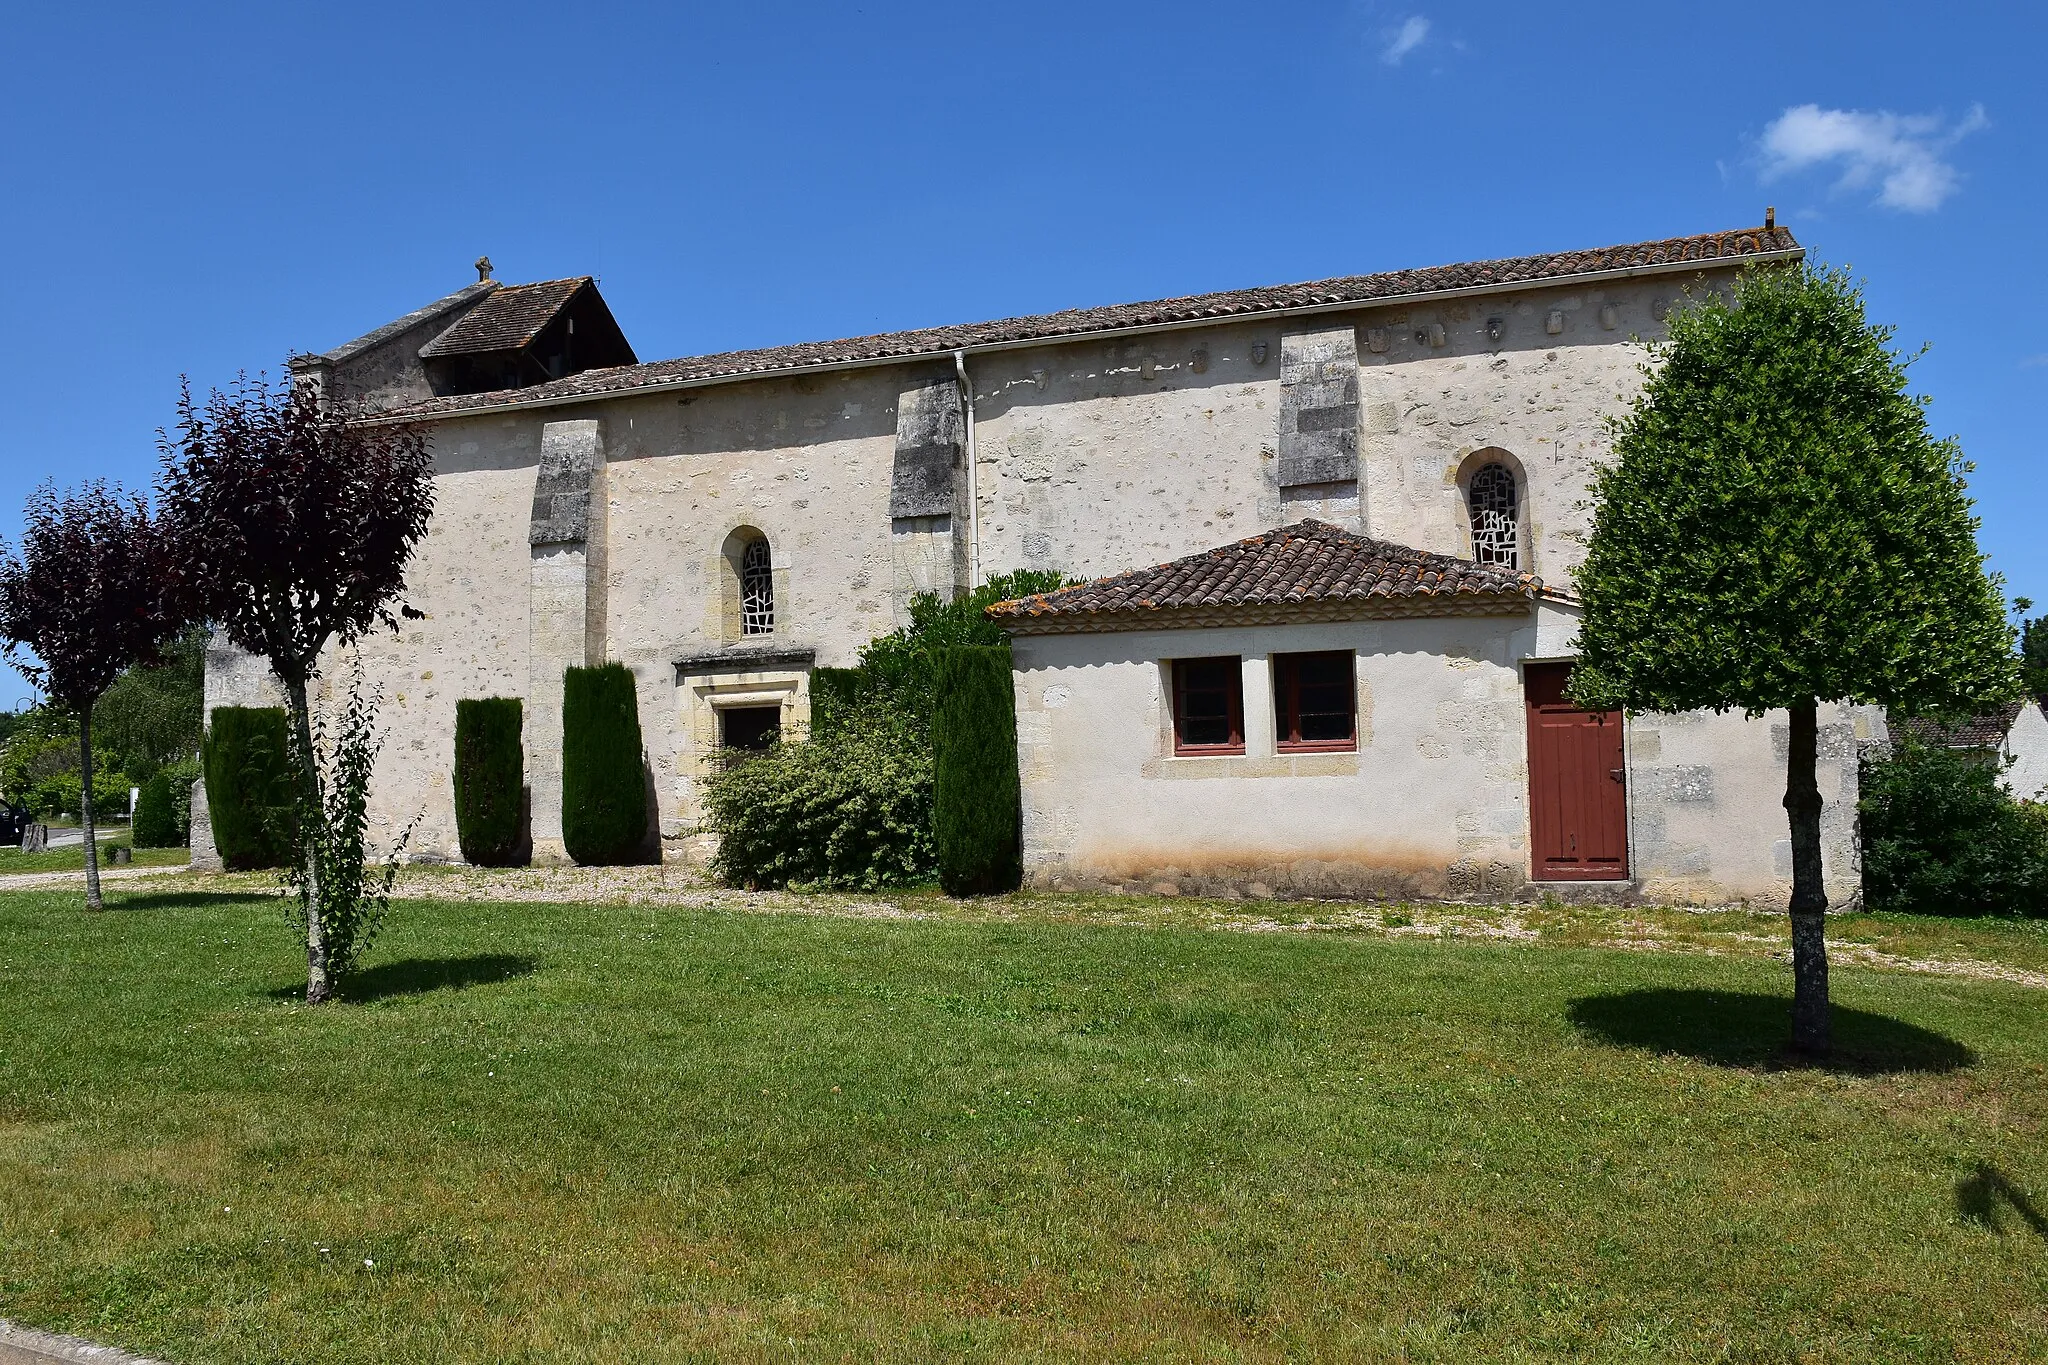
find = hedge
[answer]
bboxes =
[453,697,525,866]
[562,663,649,865]
[1860,738,2048,916]
[704,701,933,890]
[202,706,293,870]
[131,770,182,847]
[932,646,1021,896]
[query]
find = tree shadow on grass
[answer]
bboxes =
[1957,1164,2048,1240]
[264,954,539,1004]
[1567,988,1974,1075]
[110,890,282,911]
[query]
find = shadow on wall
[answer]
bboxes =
[1567,988,1975,1075]
[1956,1164,2048,1241]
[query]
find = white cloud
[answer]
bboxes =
[2021,354,2048,370]
[1760,103,1988,212]
[1381,16,1429,65]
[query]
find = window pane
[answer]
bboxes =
[1174,656,1241,751]
[1276,650,1355,746]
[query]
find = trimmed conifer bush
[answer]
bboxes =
[131,770,182,847]
[202,705,293,870]
[453,697,525,866]
[932,645,1021,896]
[561,663,649,865]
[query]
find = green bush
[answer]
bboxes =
[131,770,182,847]
[851,571,1070,742]
[705,701,934,890]
[202,706,293,870]
[933,646,1021,896]
[1860,738,2048,916]
[561,664,648,865]
[453,697,525,866]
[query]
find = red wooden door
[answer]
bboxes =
[1523,662,1629,881]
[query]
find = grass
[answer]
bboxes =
[0,840,189,875]
[1,882,2045,1362]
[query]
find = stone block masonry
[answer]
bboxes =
[1278,325,1360,488]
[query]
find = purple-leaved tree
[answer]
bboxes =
[159,372,434,1001]
[0,483,186,910]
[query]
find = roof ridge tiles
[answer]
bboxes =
[374,223,1800,419]
[988,517,1543,630]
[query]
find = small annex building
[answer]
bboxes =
[991,521,1867,905]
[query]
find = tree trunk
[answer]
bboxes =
[282,672,331,1004]
[80,703,102,912]
[1784,697,1830,1056]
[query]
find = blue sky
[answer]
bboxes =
[0,2,2039,702]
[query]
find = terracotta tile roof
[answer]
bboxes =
[418,278,590,357]
[1890,701,2029,749]
[989,520,1543,634]
[381,224,1799,419]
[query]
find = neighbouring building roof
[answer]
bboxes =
[376,223,1800,420]
[418,277,594,358]
[989,519,1546,634]
[1890,698,2046,749]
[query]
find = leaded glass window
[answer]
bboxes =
[1469,463,1519,569]
[740,537,775,635]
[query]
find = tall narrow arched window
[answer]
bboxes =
[1468,463,1520,570]
[740,536,775,635]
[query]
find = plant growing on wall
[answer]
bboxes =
[0,481,185,910]
[453,697,525,866]
[159,372,434,1000]
[561,663,648,865]
[932,645,1022,896]
[1572,263,2019,1056]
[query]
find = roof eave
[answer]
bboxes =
[359,245,1803,427]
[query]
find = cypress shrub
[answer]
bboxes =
[131,770,182,847]
[202,705,293,870]
[453,697,525,866]
[809,666,865,736]
[561,663,649,865]
[932,645,1021,896]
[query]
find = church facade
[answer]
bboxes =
[198,222,1873,906]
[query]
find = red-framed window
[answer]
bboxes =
[1273,650,1357,752]
[1171,656,1244,755]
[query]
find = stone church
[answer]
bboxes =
[199,220,1874,905]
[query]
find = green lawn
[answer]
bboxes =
[2,884,2044,1363]
[0,841,189,875]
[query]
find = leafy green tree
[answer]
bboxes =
[2015,598,2048,697]
[95,626,206,781]
[840,570,1071,740]
[1571,263,2018,1056]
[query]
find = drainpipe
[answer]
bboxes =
[952,349,979,590]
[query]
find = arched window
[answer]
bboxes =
[740,536,775,635]
[1468,463,1519,570]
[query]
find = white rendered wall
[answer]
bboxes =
[1010,601,1865,906]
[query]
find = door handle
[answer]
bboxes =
[1608,768,1625,783]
